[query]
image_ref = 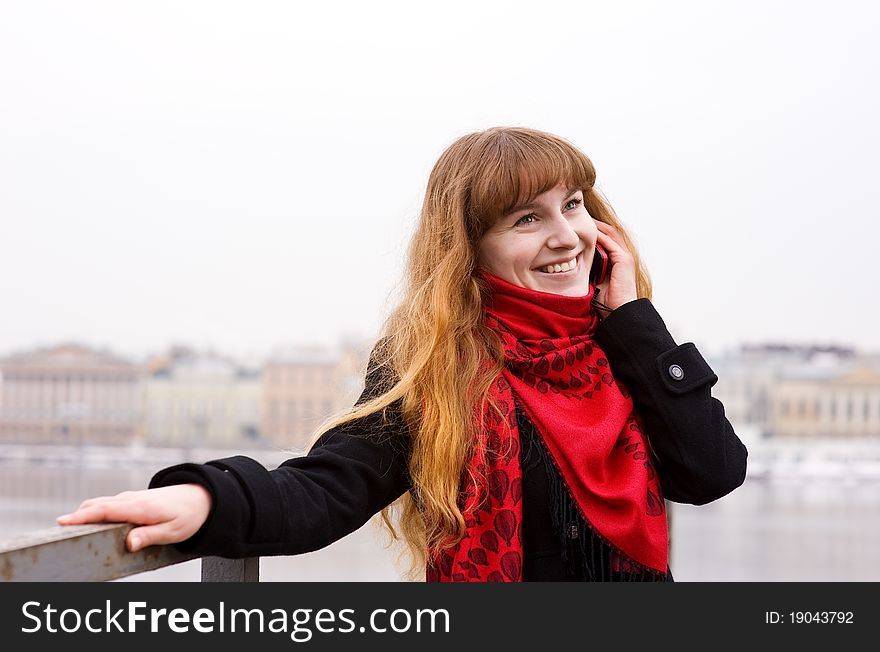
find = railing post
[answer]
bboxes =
[201,556,260,582]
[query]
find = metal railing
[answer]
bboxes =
[0,523,259,582]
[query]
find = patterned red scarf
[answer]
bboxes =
[426,270,668,581]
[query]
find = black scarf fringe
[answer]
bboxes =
[521,411,670,582]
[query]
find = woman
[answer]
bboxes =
[58,126,748,582]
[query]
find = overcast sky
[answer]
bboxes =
[1,0,878,364]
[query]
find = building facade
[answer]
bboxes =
[261,339,372,450]
[710,344,880,440]
[143,348,261,448]
[0,343,142,445]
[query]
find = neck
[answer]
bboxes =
[477,270,598,340]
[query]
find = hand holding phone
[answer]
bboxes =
[589,241,615,317]
[589,242,610,286]
[590,219,638,317]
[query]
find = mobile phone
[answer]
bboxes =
[589,242,610,285]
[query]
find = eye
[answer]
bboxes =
[512,196,582,227]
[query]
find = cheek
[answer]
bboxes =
[475,238,494,266]
[477,236,545,276]
[580,219,599,245]
[504,244,537,272]
[477,240,512,273]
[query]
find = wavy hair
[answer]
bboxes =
[307,126,653,580]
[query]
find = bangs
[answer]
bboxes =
[467,129,596,235]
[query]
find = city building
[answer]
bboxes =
[261,338,372,450]
[710,344,880,439]
[0,343,142,445]
[143,347,261,448]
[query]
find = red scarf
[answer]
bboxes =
[426,270,668,581]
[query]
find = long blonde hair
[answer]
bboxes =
[308,126,653,579]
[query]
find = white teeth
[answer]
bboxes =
[539,257,577,274]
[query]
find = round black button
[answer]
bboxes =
[668,364,685,380]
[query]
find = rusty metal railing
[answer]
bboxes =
[0,523,259,582]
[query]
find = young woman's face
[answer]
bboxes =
[477,183,598,297]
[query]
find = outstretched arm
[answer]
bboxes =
[58,349,412,557]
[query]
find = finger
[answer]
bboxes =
[57,501,149,526]
[57,504,116,525]
[59,495,126,523]
[127,523,179,552]
[595,222,623,242]
[594,219,620,233]
[595,220,627,245]
[595,228,623,253]
[596,226,634,262]
[57,502,109,524]
[76,495,116,510]
[78,490,138,511]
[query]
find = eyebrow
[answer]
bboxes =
[505,186,582,216]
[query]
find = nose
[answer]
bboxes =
[545,212,580,250]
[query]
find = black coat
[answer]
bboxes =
[150,299,748,580]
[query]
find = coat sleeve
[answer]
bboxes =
[148,350,412,559]
[594,298,748,506]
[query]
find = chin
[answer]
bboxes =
[531,272,589,297]
[555,286,587,297]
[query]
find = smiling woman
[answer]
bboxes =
[477,183,597,297]
[58,126,748,582]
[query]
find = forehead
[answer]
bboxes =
[465,136,594,237]
[474,171,575,226]
[504,183,581,215]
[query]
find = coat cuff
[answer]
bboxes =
[149,462,251,556]
[656,343,718,394]
[204,456,285,544]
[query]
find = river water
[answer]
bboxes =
[2,451,878,582]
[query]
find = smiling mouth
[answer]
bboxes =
[535,254,580,275]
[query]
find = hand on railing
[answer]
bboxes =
[56,484,212,553]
